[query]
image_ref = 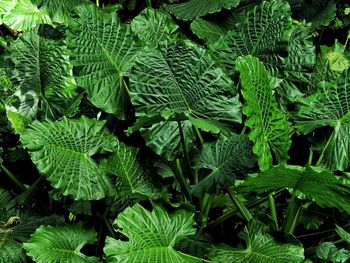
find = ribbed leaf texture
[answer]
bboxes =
[23,224,99,263]
[239,165,350,214]
[190,18,226,43]
[166,0,240,21]
[192,134,256,197]
[104,203,201,262]
[130,42,241,124]
[2,0,51,31]
[236,55,291,171]
[0,240,26,263]
[209,0,292,74]
[20,116,118,200]
[131,8,179,47]
[67,4,141,118]
[209,221,304,263]
[295,69,350,171]
[336,225,350,245]
[100,143,161,209]
[0,0,16,18]
[4,29,79,120]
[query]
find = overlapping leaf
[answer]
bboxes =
[20,116,118,200]
[190,18,226,43]
[23,224,99,263]
[67,3,141,118]
[4,29,79,120]
[236,55,291,171]
[104,203,201,262]
[166,0,240,21]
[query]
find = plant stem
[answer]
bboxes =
[227,188,253,222]
[104,216,116,238]
[169,160,192,202]
[1,164,26,191]
[282,197,303,235]
[316,132,333,166]
[268,193,278,230]
[194,126,204,145]
[196,193,213,238]
[122,77,130,94]
[241,125,247,135]
[96,0,99,7]
[178,120,194,184]
[308,148,313,165]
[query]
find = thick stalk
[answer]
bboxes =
[96,0,99,7]
[227,188,253,222]
[168,160,192,202]
[268,193,278,230]
[178,120,194,184]
[1,164,26,191]
[196,193,213,238]
[316,132,333,166]
[282,197,303,235]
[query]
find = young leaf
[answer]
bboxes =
[239,165,350,213]
[166,0,240,21]
[4,29,79,120]
[131,8,179,47]
[192,134,256,197]
[209,0,292,74]
[208,221,304,263]
[236,55,291,171]
[20,116,118,200]
[67,3,141,119]
[336,225,350,245]
[23,224,99,263]
[104,203,201,262]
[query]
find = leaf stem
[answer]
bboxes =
[196,193,213,238]
[308,148,313,165]
[104,216,116,238]
[122,77,130,94]
[96,0,99,7]
[282,197,303,235]
[194,125,204,145]
[227,188,253,222]
[169,160,192,202]
[178,120,194,185]
[0,164,26,191]
[316,132,333,166]
[268,192,278,230]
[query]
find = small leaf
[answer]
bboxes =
[316,242,349,263]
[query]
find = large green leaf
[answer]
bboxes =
[239,165,350,213]
[209,221,304,263]
[236,55,291,171]
[67,3,141,118]
[190,18,226,43]
[23,224,99,263]
[192,134,256,196]
[20,116,118,200]
[166,0,240,21]
[2,0,51,31]
[0,0,16,21]
[130,42,241,124]
[209,0,292,74]
[295,69,350,171]
[4,29,79,120]
[131,8,179,47]
[104,203,201,262]
[0,240,26,263]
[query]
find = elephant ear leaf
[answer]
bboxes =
[295,69,350,171]
[104,203,202,262]
[23,224,99,263]
[20,116,118,200]
[236,55,291,171]
[67,3,141,119]
[166,0,240,21]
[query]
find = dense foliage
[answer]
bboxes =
[0,0,350,262]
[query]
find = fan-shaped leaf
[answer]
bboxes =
[131,8,179,47]
[20,116,118,200]
[2,0,51,31]
[166,0,240,21]
[295,69,350,171]
[104,203,201,262]
[209,221,304,263]
[209,0,292,74]
[239,165,350,213]
[4,29,79,120]
[236,55,291,171]
[23,224,99,263]
[192,134,256,196]
[67,3,141,118]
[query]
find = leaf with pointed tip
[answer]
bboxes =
[166,0,240,21]
[316,242,349,263]
[239,165,350,213]
[192,134,256,197]
[336,225,350,245]
[67,3,141,119]
[131,8,179,47]
[190,18,226,43]
[236,55,291,171]
[104,203,201,262]
[20,116,118,200]
[23,224,99,263]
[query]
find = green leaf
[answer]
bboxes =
[316,242,349,263]
[190,18,226,43]
[2,0,51,31]
[4,29,79,120]
[131,8,179,47]
[0,240,26,263]
[67,3,141,118]
[192,134,256,196]
[166,0,240,21]
[208,221,304,263]
[209,0,292,74]
[336,225,350,245]
[23,224,99,263]
[239,165,350,213]
[20,116,118,200]
[130,42,241,125]
[104,203,201,262]
[236,55,291,171]
[0,0,16,21]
